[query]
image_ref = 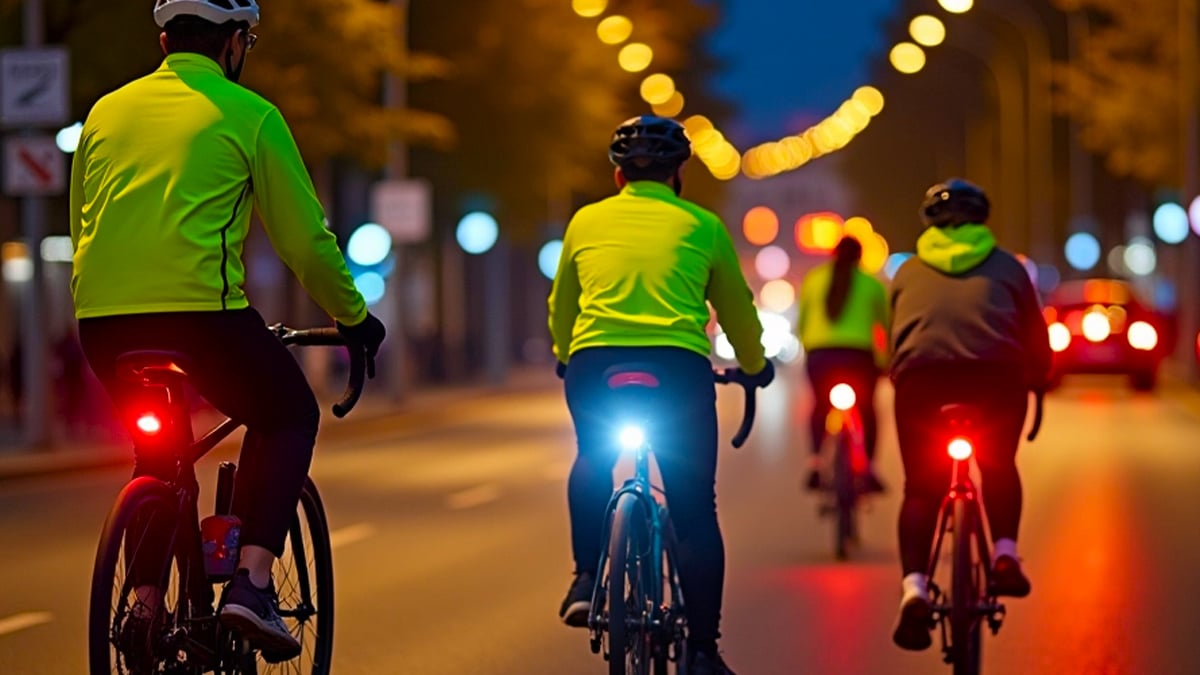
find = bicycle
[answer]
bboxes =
[815,382,870,561]
[88,324,368,675]
[585,366,759,675]
[924,392,1044,675]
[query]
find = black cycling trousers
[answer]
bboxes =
[805,347,879,460]
[893,364,1027,576]
[565,346,725,643]
[80,308,320,560]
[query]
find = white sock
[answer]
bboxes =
[993,538,1018,562]
[901,572,928,601]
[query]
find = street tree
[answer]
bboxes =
[1053,0,1183,186]
[0,0,449,168]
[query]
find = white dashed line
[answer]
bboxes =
[329,523,377,550]
[0,612,53,637]
[447,484,502,509]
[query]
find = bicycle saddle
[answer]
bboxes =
[116,350,193,384]
[937,403,985,428]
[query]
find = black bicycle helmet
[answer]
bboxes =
[920,178,990,227]
[608,115,692,168]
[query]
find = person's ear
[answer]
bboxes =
[614,167,628,189]
[159,32,169,55]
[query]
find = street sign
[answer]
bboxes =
[371,179,432,244]
[0,47,70,128]
[3,135,65,196]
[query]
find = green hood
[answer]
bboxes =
[917,224,996,274]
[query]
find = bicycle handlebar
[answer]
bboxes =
[713,368,759,449]
[1026,390,1045,442]
[270,325,366,419]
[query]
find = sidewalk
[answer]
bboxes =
[0,367,558,483]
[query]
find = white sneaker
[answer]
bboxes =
[892,573,933,651]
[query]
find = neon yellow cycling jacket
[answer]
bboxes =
[70,53,367,325]
[548,181,766,374]
[797,262,889,353]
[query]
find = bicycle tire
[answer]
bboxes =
[248,477,334,674]
[653,513,685,675]
[832,434,856,561]
[88,477,181,675]
[607,492,651,675]
[950,498,982,675]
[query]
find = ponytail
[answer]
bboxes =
[825,237,863,321]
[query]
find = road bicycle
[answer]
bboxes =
[815,382,870,561]
[924,392,1044,675]
[88,324,368,674]
[586,366,759,675]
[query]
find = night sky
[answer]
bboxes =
[710,0,899,145]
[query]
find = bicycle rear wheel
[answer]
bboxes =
[950,498,982,675]
[607,492,651,675]
[653,513,685,675]
[89,477,188,675]
[249,477,334,674]
[832,434,857,561]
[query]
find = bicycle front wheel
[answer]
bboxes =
[253,477,334,674]
[607,492,651,675]
[950,498,983,675]
[89,476,185,675]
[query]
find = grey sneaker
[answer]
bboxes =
[559,571,595,627]
[219,569,301,662]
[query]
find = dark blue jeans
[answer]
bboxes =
[564,346,725,643]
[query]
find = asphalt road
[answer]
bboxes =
[2,369,1200,674]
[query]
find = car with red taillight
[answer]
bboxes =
[1043,279,1171,391]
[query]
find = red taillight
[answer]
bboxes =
[136,413,163,436]
[947,437,973,461]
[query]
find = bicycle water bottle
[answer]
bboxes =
[202,462,241,581]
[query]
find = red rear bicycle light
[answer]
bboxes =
[135,413,163,436]
[829,383,856,411]
[947,437,973,461]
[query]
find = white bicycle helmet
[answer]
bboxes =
[154,0,260,28]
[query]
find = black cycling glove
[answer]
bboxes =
[744,359,776,389]
[556,361,567,380]
[337,313,386,378]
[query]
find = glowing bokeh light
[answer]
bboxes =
[852,86,886,116]
[884,252,913,279]
[618,43,654,73]
[1048,323,1071,352]
[652,91,686,118]
[456,212,499,255]
[1153,202,1189,244]
[354,272,387,306]
[1128,321,1158,351]
[890,42,927,74]
[596,15,633,44]
[759,279,796,312]
[538,239,563,280]
[938,0,975,13]
[1064,232,1101,271]
[743,206,780,245]
[572,0,607,18]
[640,73,677,105]
[755,246,791,280]
[910,15,946,47]
[1124,237,1156,276]
[347,223,392,267]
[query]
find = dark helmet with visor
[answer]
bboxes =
[920,178,990,227]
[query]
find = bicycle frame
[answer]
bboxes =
[587,437,683,659]
[926,456,1005,664]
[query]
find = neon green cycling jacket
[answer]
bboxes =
[548,181,766,374]
[797,262,889,353]
[70,53,367,325]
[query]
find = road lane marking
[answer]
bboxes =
[447,483,502,509]
[329,523,376,550]
[0,612,53,637]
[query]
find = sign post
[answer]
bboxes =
[0,1,63,448]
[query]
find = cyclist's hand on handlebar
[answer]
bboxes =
[336,312,386,378]
[555,361,567,380]
[743,359,775,389]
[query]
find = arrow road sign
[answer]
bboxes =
[1,48,70,128]
[3,135,65,196]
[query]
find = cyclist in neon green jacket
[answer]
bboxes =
[797,236,890,492]
[549,116,773,675]
[70,0,384,661]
